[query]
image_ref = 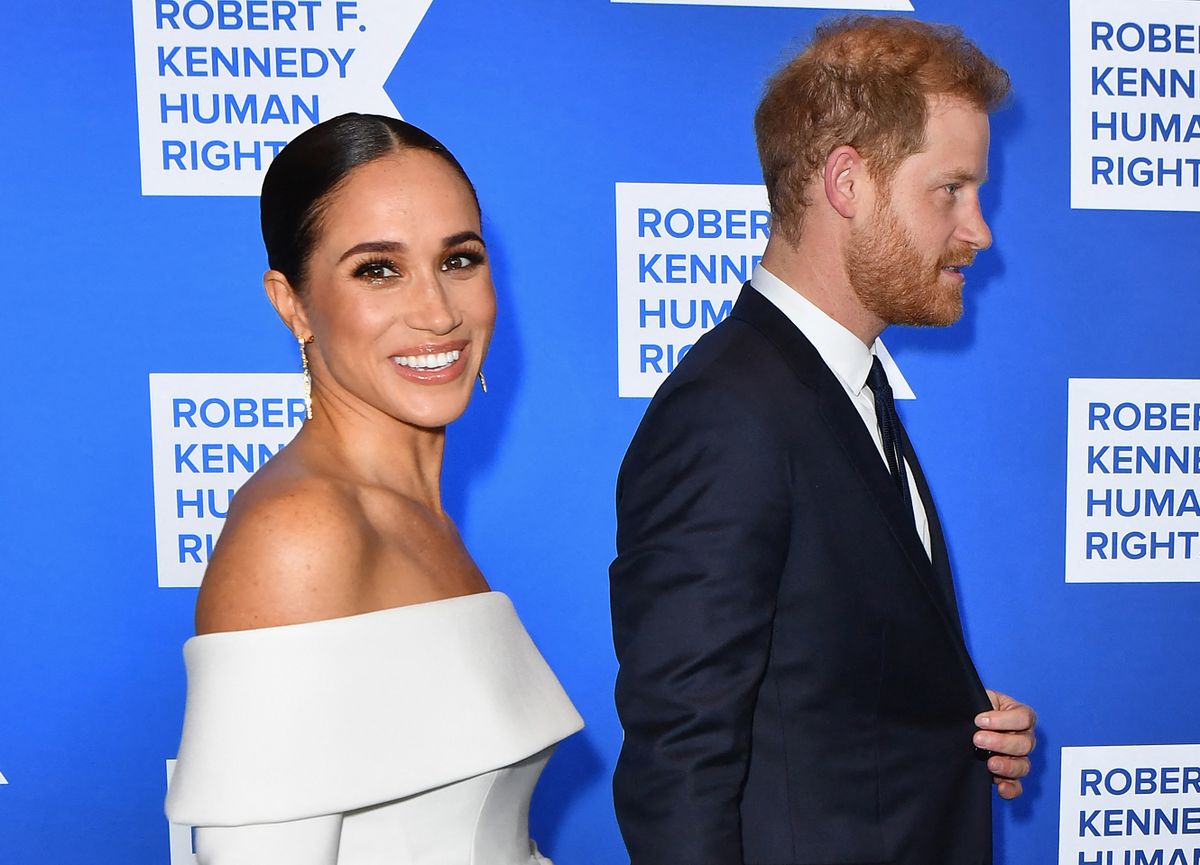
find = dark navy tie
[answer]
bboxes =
[867,356,912,513]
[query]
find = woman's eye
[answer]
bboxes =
[442,253,480,272]
[356,261,400,282]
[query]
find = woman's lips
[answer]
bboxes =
[389,342,469,383]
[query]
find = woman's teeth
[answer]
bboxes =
[393,350,461,370]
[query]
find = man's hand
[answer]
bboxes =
[974,689,1036,800]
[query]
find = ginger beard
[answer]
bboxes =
[845,188,976,328]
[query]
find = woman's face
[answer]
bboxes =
[290,149,495,430]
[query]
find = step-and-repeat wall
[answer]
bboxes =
[4,1,1199,862]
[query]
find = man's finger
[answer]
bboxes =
[987,754,1031,780]
[976,705,1037,734]
[974,729,1035,756]
[995,778,1024,800]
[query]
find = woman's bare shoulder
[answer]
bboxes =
[194,464,370,635]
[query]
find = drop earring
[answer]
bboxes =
[478,369,488,394]
[298,334,315,419]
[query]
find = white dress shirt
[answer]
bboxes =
[752,264,932,560]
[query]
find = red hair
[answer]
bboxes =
[754,16,1010,243]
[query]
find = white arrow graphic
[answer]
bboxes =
[132,0,434,196]
[0,769,8,784]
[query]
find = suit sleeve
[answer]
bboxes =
[610,378,791,865]
[193,815,343,865]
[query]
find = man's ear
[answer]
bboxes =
[263,270,311,339]
[823,146,865,219]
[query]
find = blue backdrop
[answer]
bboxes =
[4,1,1199,862]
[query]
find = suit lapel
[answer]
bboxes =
[896,421,961,628]
[731,285,981,673]
[898,421,991,704]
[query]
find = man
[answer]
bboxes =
[609,16,1036,865]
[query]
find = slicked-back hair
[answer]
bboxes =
[754,15,1010,244]
[260,113,479,291]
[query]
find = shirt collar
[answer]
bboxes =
[752,263,879,396]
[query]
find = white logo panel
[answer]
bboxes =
[150,373,304,587]
[132,0,433,196]
[614,181,914,400]
[1060,744,1200,864]
[615,182,770,398]
[1071,0,1200,211]
[1066,378,1200,583]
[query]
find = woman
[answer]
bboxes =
[164,113,583,863]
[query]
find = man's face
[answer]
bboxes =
[846,96,993,328]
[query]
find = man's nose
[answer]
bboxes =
[957,200,993,252]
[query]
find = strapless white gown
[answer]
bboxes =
[165,592,584,864]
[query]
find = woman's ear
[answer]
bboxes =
[263,270,311,339]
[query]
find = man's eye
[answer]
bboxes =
[944,184,962,195]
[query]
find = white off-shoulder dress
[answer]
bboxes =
[165,591,584,864]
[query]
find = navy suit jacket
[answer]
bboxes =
[610,284,995,865]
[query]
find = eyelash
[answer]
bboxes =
[353,257,400,283]
[351,249,486,284]
[442,249,486,272]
